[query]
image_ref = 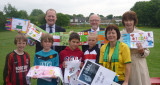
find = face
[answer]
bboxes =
[124,20,134,32]
[45,10,57,26]
[42,39,52,50]
[106,29,117,42]
[87,36,97,49]
[16,40,27,52]
[89,15,100,30]
[68,39,80,50]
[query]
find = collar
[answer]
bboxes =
[46,24,55,28]
[91,27,100,32]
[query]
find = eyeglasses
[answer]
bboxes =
[90,20,100,22]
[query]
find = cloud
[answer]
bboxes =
[0,0,150,16]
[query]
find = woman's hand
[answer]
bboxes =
[136,42,144,54]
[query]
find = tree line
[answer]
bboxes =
[0,0,160,30]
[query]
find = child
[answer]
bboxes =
[59,32,84,84]
[83,33,100,63]
[33,33,59,85]
[3,34,30,85]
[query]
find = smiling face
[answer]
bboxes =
[87,35,97,49]
[68,39,80,51]
[45,10,57,26]
[89,14,101,31]
[124,20,134,33]
[16,40,27,52]
[106,29,117,42]
[42,39,52,51]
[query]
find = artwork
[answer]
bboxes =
[5,17,109,46]
[64,60,82,85]
[27,23,47,42]
[78,60,116,85]
[27,66,63,82]
[5,17,30,33]
[122,31,154,48]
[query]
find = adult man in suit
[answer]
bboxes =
[82,14,105,63]
[83,14,105,32]
[36,9,66,53]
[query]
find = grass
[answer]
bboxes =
[0,27,160,84]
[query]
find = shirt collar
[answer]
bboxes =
[46,24,55,28]
[91,27,100,32]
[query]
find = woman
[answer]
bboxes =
[120,11,151,85]
[99,24,131,85]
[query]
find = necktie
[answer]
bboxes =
[49,26,52,33]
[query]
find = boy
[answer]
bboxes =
[59,32,84,84]
[33,33,59,85]
[83,33,100,63]
[3,34,30,85]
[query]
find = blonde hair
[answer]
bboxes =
[14,34,28,45]
[41,33,54,45]
[88,33,98,40]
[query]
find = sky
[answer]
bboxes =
[0,0,150,17]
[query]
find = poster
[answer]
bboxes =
[11,17,30,33]
[122,31,154,48]
[27,23,47,42]
[27,66,63,82]
[78,60,116,85]
[64,60,84,85]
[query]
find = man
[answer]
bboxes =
[83,14,105,32]
[36,9,66,53]
[82,14,105,53]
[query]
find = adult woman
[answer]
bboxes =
[120,11,151,85]
[99,24,131,85]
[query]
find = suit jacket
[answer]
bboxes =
[82,28,105,32]
[36,24,66,53]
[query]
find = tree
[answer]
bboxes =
[107,14,113,19]
[30,9,44,16]
[18,10,28,19]
[156,9,160,27]
[3,3,19,18]
[56,13,70,26]
[0,11,6,29]
[29,9,45,26]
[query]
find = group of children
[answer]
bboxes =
[3,32,100,85]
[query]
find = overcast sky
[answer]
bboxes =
[0,0,150,17]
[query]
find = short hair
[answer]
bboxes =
[14,34,28,45]
[46,9,56,16]
[89,14,101,21]
[88,33,97,40]
[122,11,138,26]
[41,33,54,45]
[69,32,80,41]
[105,24,121,40]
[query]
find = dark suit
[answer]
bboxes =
[82,28,105,32]
[36,24,66,53]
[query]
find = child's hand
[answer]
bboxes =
[52,75,57,79]
[80,62,84,69]
[63,61,67,68]
[32,75,37,79]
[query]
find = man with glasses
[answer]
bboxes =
[82,14,105,64]
[83,14,105,32]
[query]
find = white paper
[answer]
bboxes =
[78,60,116,85]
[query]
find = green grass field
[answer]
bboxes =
[0,27,160,84]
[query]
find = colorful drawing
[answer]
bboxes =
[122,31,154,48]
[27,66,63,82]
